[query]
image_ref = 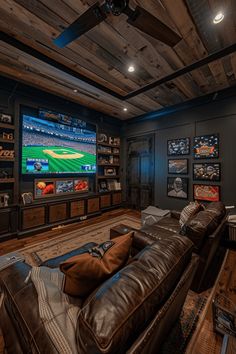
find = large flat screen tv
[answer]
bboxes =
[21,110,96,174]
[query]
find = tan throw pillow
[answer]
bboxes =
[179,202,202,227]
[60,232,133,297]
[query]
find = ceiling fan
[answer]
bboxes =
[53,0,181,48]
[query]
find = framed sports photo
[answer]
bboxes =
[168,159,188,174]
[193,134,219,159]
[193,184,220,202]
[35,179,55,198]
[74,178,89,193]
[167,177,188,199]
[55,180,74,194]
[193,163,220,181]
[167,137,190,156]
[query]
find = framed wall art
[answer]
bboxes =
[167,137,190,156]
[168,159,188,174]
[167,177,188,199]
[56,180,74,194]
[74,178,89,193]
[193,134,219,159]
[193,163,220,181]
[34,179,55,199]
[193,184,220,202]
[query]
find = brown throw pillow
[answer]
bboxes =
[60,232,133,297]
[179,202,202,227]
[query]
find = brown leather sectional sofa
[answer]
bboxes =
[0,234,198,354]
[115,202,227,292]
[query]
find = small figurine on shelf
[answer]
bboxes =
[0,193,10,207]
[99,181,108,192]
[0,114,12,124]
[2,132,14,141]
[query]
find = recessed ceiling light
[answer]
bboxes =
[128,65,135,73]
[123,107,128,112]
[73,89,78,93]
[213,12,224,24]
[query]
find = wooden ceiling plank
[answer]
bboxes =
[230,53,236,80]
[0,42,145,118]
[106,14,200,101]
[208,59,229,86]
[6,0,141,91]
[0,60,140,118]
[36,0,154,85]
[162,0,207,59]
[0,3,130,93]
[0,42,145,114]
[163,0,230,88]
[208,0,236,47]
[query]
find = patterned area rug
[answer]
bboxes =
[160,290,208,353]
[18,215,141,266]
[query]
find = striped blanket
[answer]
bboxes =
[30,267,80,354]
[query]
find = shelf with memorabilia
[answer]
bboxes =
[97,133,122,194]
[0,113,17,210]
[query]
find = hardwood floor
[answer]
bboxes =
[0,208,235,354]
[0,208,140,256]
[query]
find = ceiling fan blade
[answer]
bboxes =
[54,2,107,48]
[126,6,181,47]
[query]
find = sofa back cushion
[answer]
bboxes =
[205,202,226,222]
[60,232,133,297]
[179,202,202,227]
[180,209,220,249]
[76,235,193,354]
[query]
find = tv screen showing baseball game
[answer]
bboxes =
[21,111,96,175]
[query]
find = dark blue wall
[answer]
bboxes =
[122,90,236,210]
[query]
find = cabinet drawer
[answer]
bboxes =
[112,192,122,205]
[70,200,85,218]
[100,194,111,209]
[22,207,45,230]
[49,203,67,223]
[0,210,10,235]
[87,197,100,214]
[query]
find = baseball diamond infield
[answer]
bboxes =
[22,146,96,173]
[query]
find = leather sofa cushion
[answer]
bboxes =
[152,216,181,234]
[205,201,226,222]
[76,235,193,354]
[180,210,218,249]
[60,232,133,297]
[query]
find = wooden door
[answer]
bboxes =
[126,134,155,209]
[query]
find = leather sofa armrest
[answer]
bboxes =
[171,210,181,220]
[132,230,155,250]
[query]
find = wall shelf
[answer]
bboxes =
[0,123,15,130]
[0,138,15,144]
[0,178,15,183]
[97,152,120,156]
[0,158,15,162]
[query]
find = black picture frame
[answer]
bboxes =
[193,134,219,159]
[168,159,188,174]
[167,137,190,156]
[167,177,188,199]
[193,184,220,202]
[212,294,236,337]
[193,163,221,181]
